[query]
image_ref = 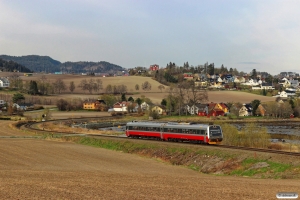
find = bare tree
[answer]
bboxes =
[69,81,75,93]
[158,85,165,92]
[53,79,66,94]
[142,81,151,91]
[166,85,179,115]
[9,72,22,89]
[177,82,190,115]
[38,75,48,95]
[105,84,113,94]
[87,78,95,94]
[186,81,208,105]
[279,101,293,118]
[78,79,88,93]
[117,85,127,94]
[93,79,103,93]
[230,102,243,117]
[135,84,139,91]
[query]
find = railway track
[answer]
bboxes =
[216,144,300,157]
[20,118,300,157]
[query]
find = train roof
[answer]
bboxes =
[126,121,219,129]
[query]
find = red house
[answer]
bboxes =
[207,103,226,117]
[183,73,193,79]
[150,64,159,71]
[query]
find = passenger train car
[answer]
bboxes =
[125,121,223,144]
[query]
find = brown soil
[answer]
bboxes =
[0,121,299,199]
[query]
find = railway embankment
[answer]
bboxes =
[41,134,300,179]
[17,119,300,179]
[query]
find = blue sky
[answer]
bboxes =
[1,0,300,75]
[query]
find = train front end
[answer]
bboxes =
[207,125,223,144]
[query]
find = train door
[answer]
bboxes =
[160,124,164,139]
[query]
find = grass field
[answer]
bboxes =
[2,72,275,104]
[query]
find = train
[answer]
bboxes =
[125,121,223,144]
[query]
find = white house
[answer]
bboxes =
[112,101,128,112]
[241,79,260,86]
[0,77,10,87]
[252,83,275,90]
[140,102,150,111]
[273,91,296,98]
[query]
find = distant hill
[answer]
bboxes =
[0,55,61,73]
[0,58,32,73]
[0,55,126,74]
[61,61,126,74]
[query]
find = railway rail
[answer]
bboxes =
[20,118,300,157]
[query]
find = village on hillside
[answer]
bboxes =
[0,62,299,119]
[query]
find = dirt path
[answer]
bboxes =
[0,121,299,199]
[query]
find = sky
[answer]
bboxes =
[1,0,300,75]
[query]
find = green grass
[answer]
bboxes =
[230,158,292,178]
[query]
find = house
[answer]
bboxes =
[152,105,167,115]
[257,104,266,116]
[252,83,275,90]
[113,101,129,112]
[18,103,35,111]
[183,73,193,80]
[140,102,150,111]
[0,77,9,87]
[195,81,208,88]
[149,64,159,71]
[12,103,33,111]
[185,103,208,115]
[83,99,106,110]
[194,73,207,81]
[209,82,223,89]
[273,90,296,98]
[241,79,260,86]
[239,104,252,116]
[0,100,5,107]
[207,103,228,117]
[127,102,139,113]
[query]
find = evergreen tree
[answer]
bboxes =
[121,93,126,101]
[161,99,167,106]
[12,93,25,103]
[28,80,38,95]
[251,99,261,116]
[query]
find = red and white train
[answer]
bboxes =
[125,121,223,144]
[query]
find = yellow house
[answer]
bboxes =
[215,103,229,113]
[195,81,208,87]
[83,99,106,110]
[152,105,166,115]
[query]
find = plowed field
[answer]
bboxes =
[0,121,299,200]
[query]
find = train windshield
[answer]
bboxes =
[209,126,222,136]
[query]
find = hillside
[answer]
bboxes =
[61,61,126,74]
[0,55,126,74]
[0,58,32,73]
[0,55,61,73]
